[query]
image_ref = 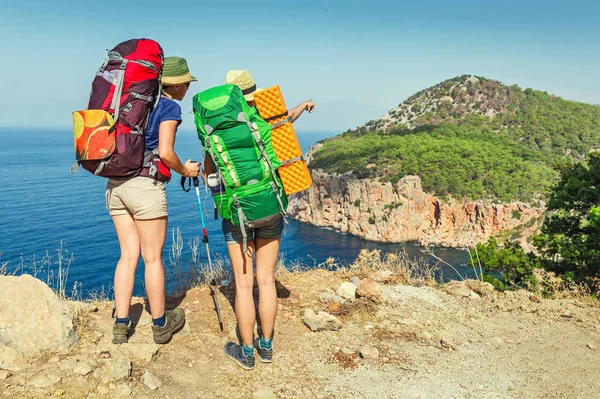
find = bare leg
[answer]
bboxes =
[112,214,141,319]
[135,217,168,319]
[255,237,280,340]
[227,242,256,346]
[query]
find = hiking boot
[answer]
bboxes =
[112,321,131,344]
[151,308,186,344]
[224,342,255,370]
[253,337,273,363]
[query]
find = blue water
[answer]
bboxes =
[0,128,471,297]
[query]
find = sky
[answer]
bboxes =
[1,0,599,132]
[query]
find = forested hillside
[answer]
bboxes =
[310,76,600,202]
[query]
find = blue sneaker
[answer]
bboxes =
[254,337,273,363]
[224,342,255,370]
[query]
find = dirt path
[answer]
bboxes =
[2,269,600,399]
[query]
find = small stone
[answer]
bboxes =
[491,337,504,345]
[440,337,458,350]
[336,282,356,300]
[48,356,60,363]
[74,362,93,376]
[303,309,343,332]
[252,389,276,399]
[109,383,116,390]
[188,363,193,368]
[115,383,132,397]
[356,278,382,303]
[94,355,131,383]
[57,358,77,371]
[179,322,192,337]
[143,370,162,391]
[397,318,419,326]
[587,343,596,351]
[341,347,355,355]
[0,370,10,380]
[319,292,334,303]
[421,331,434,340]
[136,310,153,327]
[121,343,159,363]
[327,302,340,313]
[98,385,109,395]
[54,389,66,397]
[28,373,61,388]
[372,270,394,283]
[468,291,481,300]
[350,277,360,288]
[529,295,541,303]
[99,351,111,359]
[443,282,472,298]
[359,345,379,359]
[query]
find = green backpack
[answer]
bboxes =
[193,84,287,249]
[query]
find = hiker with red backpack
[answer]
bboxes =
[73,41,198,345]
[108,56,199,345]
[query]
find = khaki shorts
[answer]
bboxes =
[105,176,168,219]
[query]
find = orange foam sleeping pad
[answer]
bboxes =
[254,85,312,195]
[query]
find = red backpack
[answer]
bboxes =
[72,39,164,178]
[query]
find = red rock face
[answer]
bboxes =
[287,171,543,249]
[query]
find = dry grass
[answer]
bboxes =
[0,260,8,275]
[528,269,594,300]
[329,299,377,320]
[72,307,94,342]
[0,244,79,301]
[338,249,441,287]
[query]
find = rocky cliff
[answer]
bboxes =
[288,166,543,249]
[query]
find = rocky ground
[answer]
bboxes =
[1,264,600,399]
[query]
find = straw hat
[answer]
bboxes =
[226,69,261,101]
[161,56,197,86]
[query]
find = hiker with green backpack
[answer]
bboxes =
[193,69,314,369]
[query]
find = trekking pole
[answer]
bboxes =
[189,176,224,331]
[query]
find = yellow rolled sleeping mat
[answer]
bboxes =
[254,86,312,195]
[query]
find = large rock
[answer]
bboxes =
[0,275,77,369]
[303,309,343,331]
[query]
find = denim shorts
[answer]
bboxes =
[222,216,284,245]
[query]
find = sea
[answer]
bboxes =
[0,127,471,297]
